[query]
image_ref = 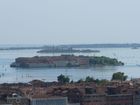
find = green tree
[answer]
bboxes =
[57,74,70,84]
[85,76,95,82]
[77,79,84,83]
[96,79,108,85]
[112,72,128,81]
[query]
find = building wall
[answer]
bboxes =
[31,97,68,105]
[81,94,106,105]
[68,103,80,105]
[133,95,140,105]
[7,97,30,105]
[28,63,51,68]
[81,94,134,105]
[106,94,133,105]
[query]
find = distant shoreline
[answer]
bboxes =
[58,43,140,48]
[0,43,139,50]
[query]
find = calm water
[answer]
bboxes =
[0,48,140,83]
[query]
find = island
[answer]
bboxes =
[37,47,100,53]
[10,55,124,68]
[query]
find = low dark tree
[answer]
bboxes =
[85,76,95,82]
[89,56,124,66]
[112,72,128,81]
[70,80,74,83]
[77,79,84,83]
[57,74,70,84]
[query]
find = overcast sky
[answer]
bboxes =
[0,0,140,45]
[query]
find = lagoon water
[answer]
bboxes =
[0,47,140,83]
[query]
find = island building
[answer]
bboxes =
[10,55,124,68]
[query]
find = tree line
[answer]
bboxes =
[57,72,128,84]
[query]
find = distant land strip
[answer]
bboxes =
[0,43,140,50]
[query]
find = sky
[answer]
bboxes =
[0,0,140,45]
